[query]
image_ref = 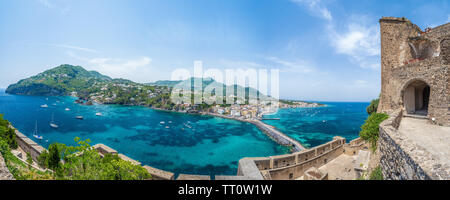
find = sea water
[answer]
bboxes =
[0,90,288,177]
[0,90,368,176]
[262,102,369,148]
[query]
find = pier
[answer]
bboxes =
[249,119,305,152]
[203,112,305,152]
[260,118,280,120]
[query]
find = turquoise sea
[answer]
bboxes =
[263,102,369,148]
[0,89,368,177]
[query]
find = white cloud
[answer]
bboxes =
[47,44,99,53]
[67,52,154,83]
[217,59,265,69]
[38,0,52,7]
[354,80,368,88]
[291,0,332,21]
[37,0,70,14]
[328,20,380,70]
[266,57,314,73]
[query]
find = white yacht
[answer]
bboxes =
[95,112,102,116]
[33,121,43,140]
[40,104,48,108]
[50,113,58,129]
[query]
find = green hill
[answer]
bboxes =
[6,64,112,96]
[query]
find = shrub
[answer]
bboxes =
[49,137,151,180]
[26,152,33,170]
[48,143,61,170]
[37,150,49,168]
[359,113,389,151]
[0,114,18,149]
[369,166,383,180]
[366,98,379,115]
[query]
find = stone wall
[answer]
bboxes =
[378,17,449,127]
[238,136,355,180]
[379,109,449,180]
[0,153,14,180]
[12,127,46,162]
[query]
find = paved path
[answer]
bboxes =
[296,154,357,180]
[398,117,450,167]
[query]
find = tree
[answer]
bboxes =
[48,143,61,170]
[48,137,151,180]
[37,150,49,168]
[26,152,33,170]
[366,98,380,115]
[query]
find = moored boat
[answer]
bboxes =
[50,113,59,128]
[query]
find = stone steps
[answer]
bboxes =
[403,114,429,120]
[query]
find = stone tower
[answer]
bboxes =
[377,17,450,126]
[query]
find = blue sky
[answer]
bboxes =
[0,0,449,101]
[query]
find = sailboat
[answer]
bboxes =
[50,113,59,129]
[76,108,84,120]
[33,121,43,140]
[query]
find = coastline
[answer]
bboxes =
[100,102,308,152]
[3,90,312,152]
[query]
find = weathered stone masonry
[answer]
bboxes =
[379,109,449,180]
[378,17,450,180]
[378,17,449,127]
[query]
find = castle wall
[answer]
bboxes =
[13,127,46,162]
[378,17,449,126]
[379,109,449,180]
[240,136,354,180]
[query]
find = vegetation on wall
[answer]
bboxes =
[359,112,389,151]
[369,166,383,180]
[366,98,379,115]
[37,137,151,180]
[0,114,18,149]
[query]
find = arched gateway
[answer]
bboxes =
[402,79,430,116]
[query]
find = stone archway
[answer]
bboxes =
[402,79,430,116]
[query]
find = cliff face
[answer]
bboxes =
[0,153,14,180]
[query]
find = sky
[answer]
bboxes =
[0,0,449,102]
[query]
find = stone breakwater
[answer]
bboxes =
[0,153,14,180]
[202,112,305,152]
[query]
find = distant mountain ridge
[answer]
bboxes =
[6,64,124,96]
[6,65,271,102]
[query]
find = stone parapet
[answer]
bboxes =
[177,174,211,180]
[143,165,175,180]
[239,136,351,180]
[379,109,449,180]
[0,152,14,180]
[12,127,45,162]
